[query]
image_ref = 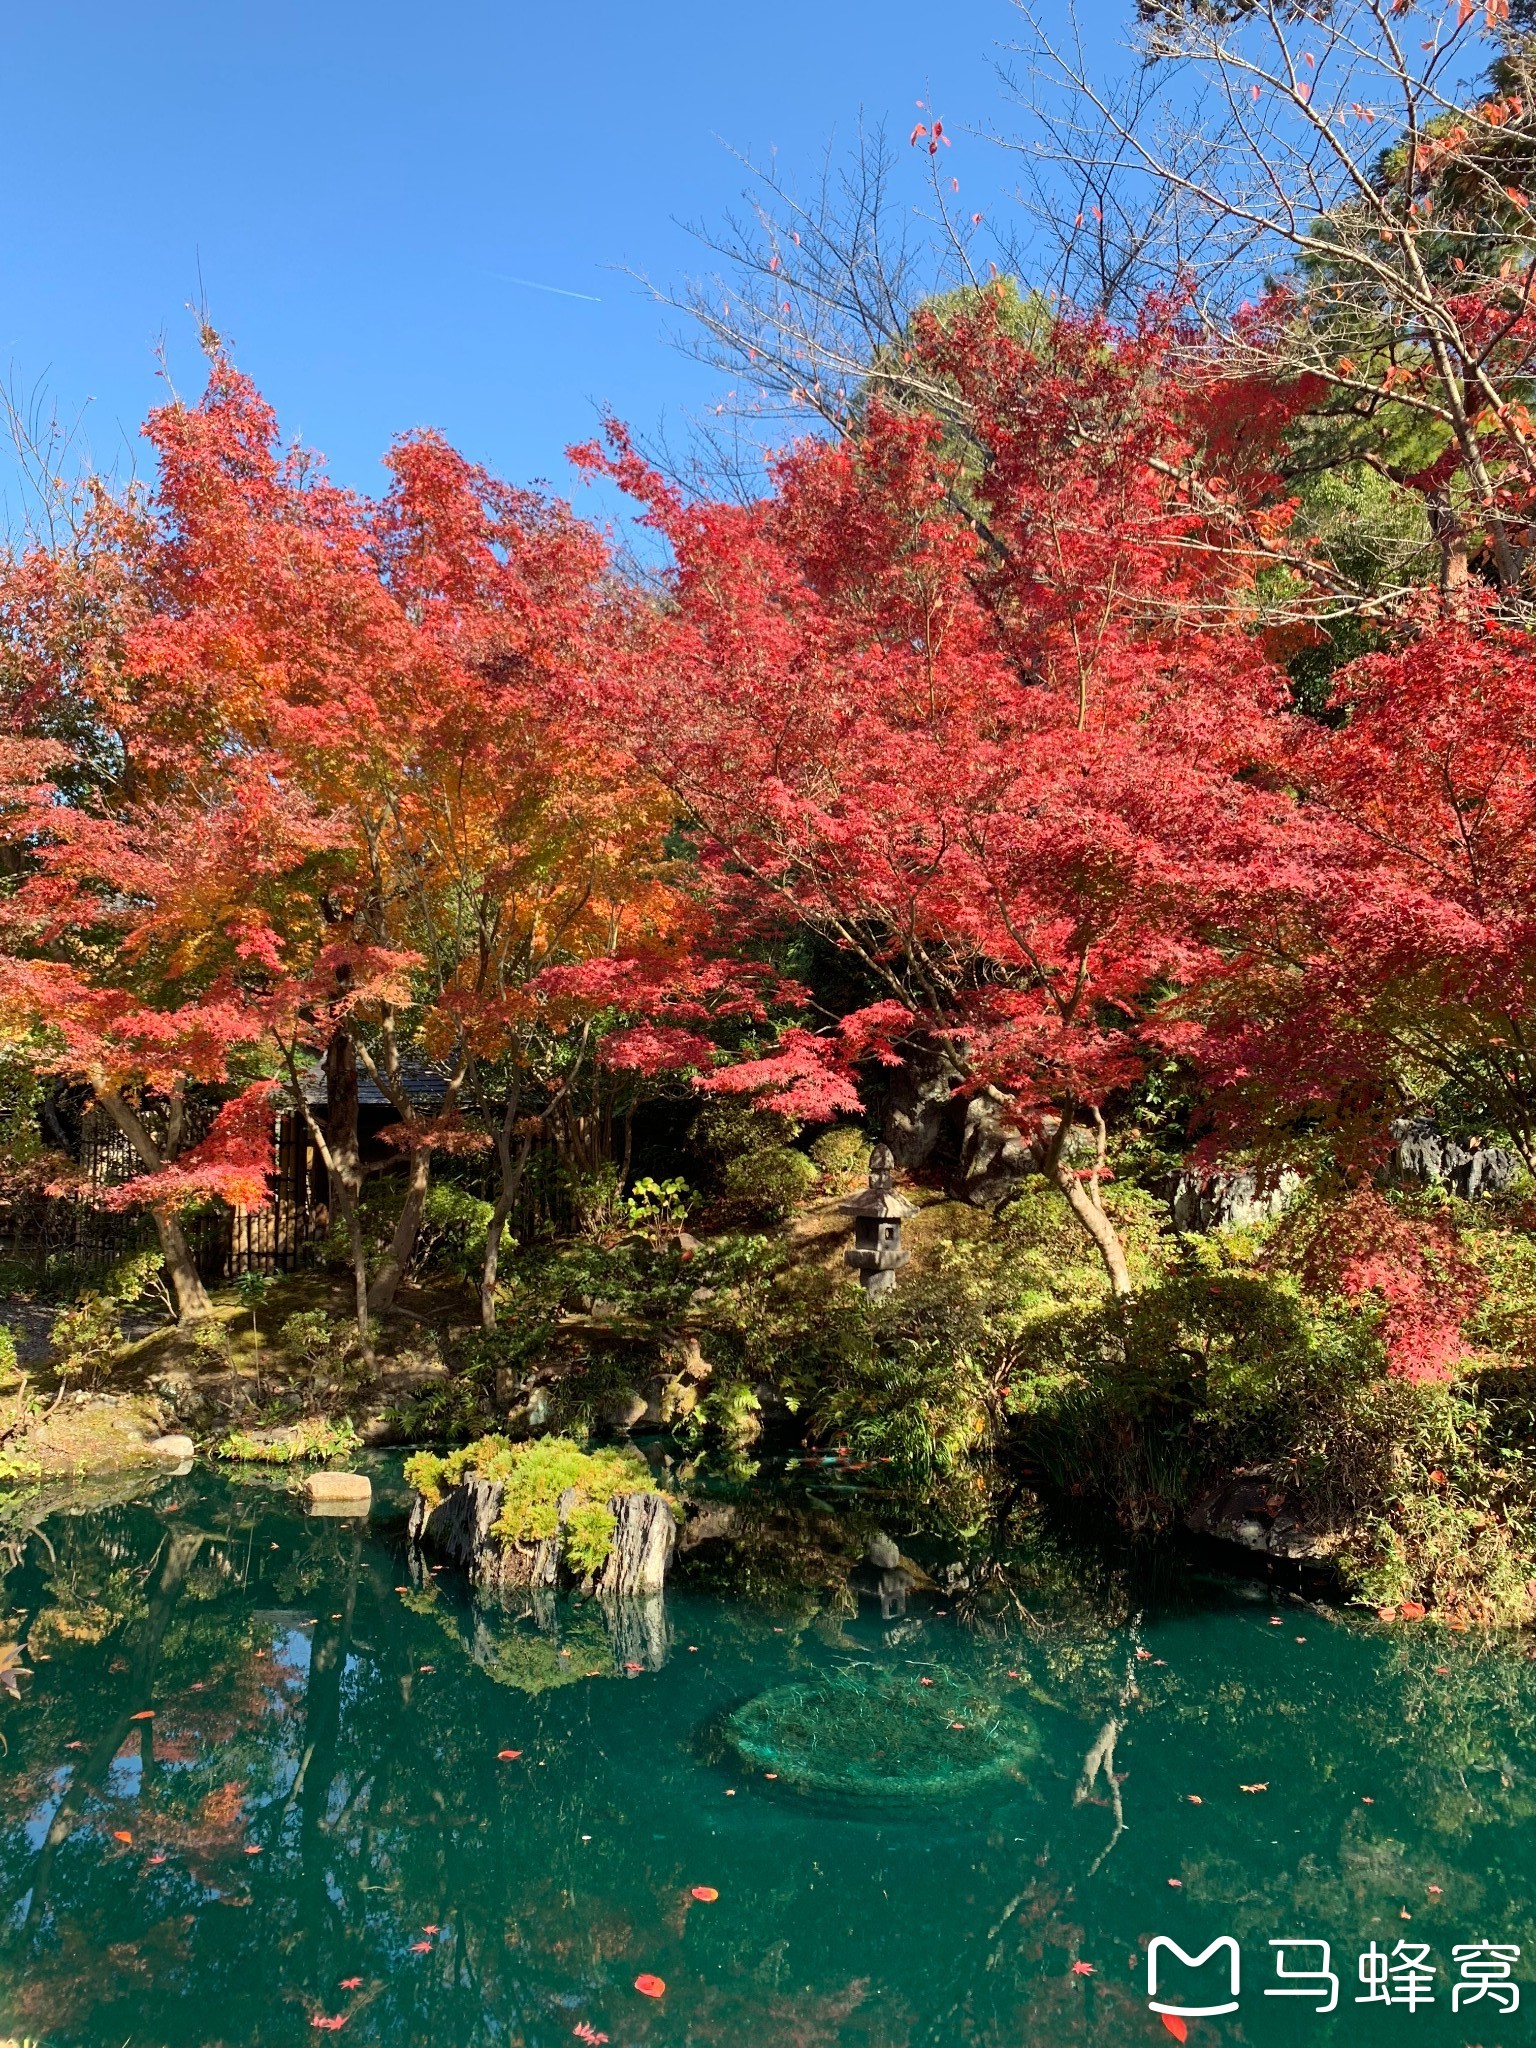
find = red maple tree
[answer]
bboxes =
[580,293,1293,1291]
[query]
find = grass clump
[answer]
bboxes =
[404,1434,661,1576]
[215,1416,362,1465]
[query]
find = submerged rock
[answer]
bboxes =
[726,1665,1036,1800]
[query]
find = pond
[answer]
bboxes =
[0,1461,1533,2047]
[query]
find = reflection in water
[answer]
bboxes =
[0,1464,1532,2045]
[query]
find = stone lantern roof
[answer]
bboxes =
[837,1184,916,1220]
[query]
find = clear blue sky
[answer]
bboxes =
[0,0,1133,516]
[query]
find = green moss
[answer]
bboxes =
[405,1434,663,1576]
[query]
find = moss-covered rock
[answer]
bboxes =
[405,1434,675,1591]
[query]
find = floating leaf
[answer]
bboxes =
[1161,2017,1188,2042]
[635,1974,666,1998]
[497,1749,522,1760]
[690,1886,719,1902]
[112,1830,133,1844]
[1070,1960,1094,1976]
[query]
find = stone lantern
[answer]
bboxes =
[840,1143,915,1298]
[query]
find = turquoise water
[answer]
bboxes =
[0,1462,1534,2046]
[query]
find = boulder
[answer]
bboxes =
[882,1040,967,1171]
[1391,1117,1521,1200]
[410,1475,677,1597]
[148,1434,196,1460]
[958,1088,1037,1207]
[305,1471,371,1507]
[598,1490,676,1596]
[1168,1168,1301,1232]
[1185,1472,1344,1563]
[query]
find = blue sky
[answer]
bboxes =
[0,0,1129,518]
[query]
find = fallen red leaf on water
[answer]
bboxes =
[1070,1959,1094,1975]
[1007,1670,1020,1679]
[949,1721,967,1730]
[573,2024,609,2045]
[1186,1795,1203,1805]
[624,1662,643,1673]
[65,1741,84,1750]
[418,1665,434,1674]
[148,1853,167,1865]
[497,1749,522,1760]
[310,2018,347,2032]
[112,1831,133,1844]
[1361,1796,1375,1804]
[919,1678,934,1687]
[634,1975,666,1999]
[129,1709,155,1721]
[1167,1878,1182,1888]
[764,1771,778,1780]
[409,1941,432,1954]
[1239,1783,1268,1794]
[394,1585,409,1592]
[340,1977,363,1989]
[1427,1885,1442,1896]
[691,1886,719,1902]
[1161,2016,1188,2042]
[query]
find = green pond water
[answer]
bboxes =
[0,1461,1533,2047]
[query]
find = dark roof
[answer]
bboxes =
[298,1061,450,1111]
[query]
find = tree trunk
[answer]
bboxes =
[366,1145,431,1315]
[1043,1108,1133,1300]
[481,1092,533,1331]
[150,1205,213,1320]
[322,1030,372,1349]
[97,1088,212,1320]
[364,1067,465,1316]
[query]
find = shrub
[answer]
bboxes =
[717,1145,818,1226]
[0,1326,17,1381]
[690,1100,799,1179]
[279,1309,343,1363]
[216,1416,362,1465]
[807,1125,873,1192]
[413,1182,494,1282]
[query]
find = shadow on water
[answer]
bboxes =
[0,1456,1532,2045]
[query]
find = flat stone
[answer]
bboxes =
[148,1434,196,1459]
[305,1471,371,1505]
